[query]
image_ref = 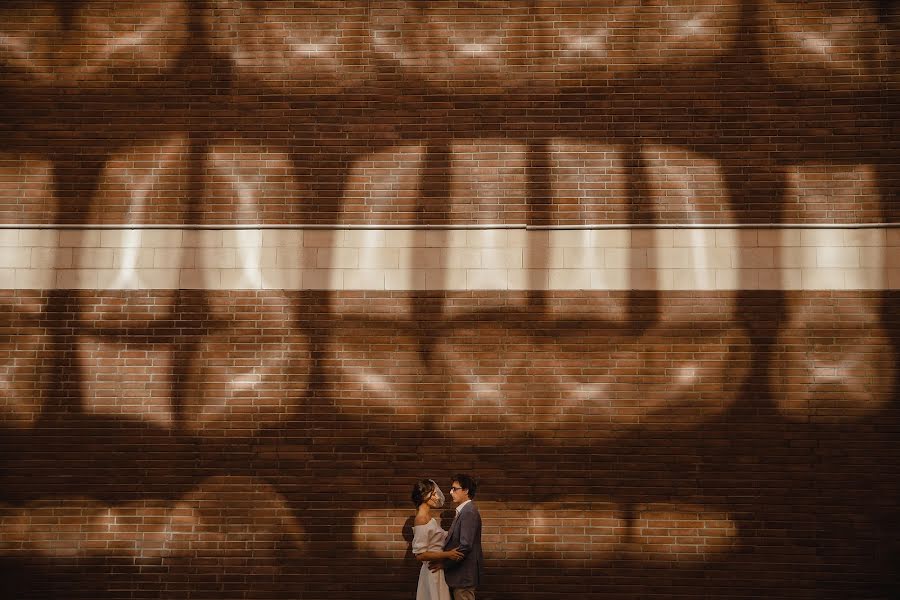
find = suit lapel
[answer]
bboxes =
[451,503,470,536]
[443,510,459,550]
[448,505,465,540]
[449,509,461,536]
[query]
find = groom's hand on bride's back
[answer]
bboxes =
[428,546,464,571]
[446,547,465,562]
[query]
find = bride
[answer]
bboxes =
[411,479,464,600]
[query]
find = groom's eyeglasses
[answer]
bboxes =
[449,487,463,492]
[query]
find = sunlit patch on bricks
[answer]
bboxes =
[770,295,895,423]
[760,0,890,89]
[354,503,737,564]
[537,0,740,78]
[207,0,370,95]
[0,152,54,223]
[0,294,52,429]
[181,294,312,436]
[0,476,303,562]
[0,0,189,88]
[370,0,533,92]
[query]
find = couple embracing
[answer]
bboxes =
[411,474,483,600]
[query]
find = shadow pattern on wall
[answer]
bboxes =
[0,1,899,599]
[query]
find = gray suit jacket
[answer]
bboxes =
[442,501,483,589]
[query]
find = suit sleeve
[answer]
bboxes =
[454,510,480,557]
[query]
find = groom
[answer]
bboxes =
[431,474,483,600]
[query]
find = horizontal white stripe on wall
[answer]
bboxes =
[0,227,897,290]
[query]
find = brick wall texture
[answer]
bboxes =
[1,2,900,599]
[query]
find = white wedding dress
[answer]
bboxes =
[413,518,451,600]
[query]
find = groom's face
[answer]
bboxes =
[449,481,468,504]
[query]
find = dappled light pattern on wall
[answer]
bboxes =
[0,291,897,599]
[0,0,189,89]
[0,1,899,599]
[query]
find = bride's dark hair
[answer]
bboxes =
[411,479,436,507]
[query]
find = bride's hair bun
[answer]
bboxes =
[411,479,436,507]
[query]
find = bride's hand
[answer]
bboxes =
[445,547,464,561]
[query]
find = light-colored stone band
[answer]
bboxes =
[1,227,897,290]
[2,223,900,230]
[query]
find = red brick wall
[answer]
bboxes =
[2,291,898,598]
[1,2,899,599]
[1,1,897,226]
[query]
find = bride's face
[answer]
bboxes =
[426,490,442,509]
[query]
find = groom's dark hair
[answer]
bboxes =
[452,474,477,499]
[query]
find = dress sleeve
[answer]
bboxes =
[412,526,428,555]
